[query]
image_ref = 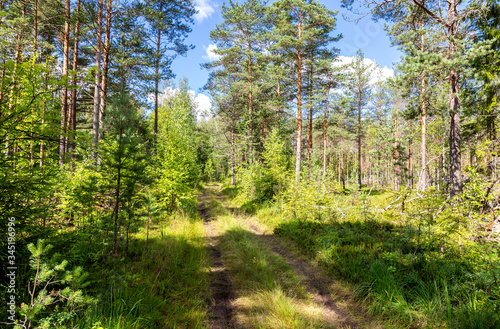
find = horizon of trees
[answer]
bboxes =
[202,0,499,197]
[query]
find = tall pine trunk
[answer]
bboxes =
[447,0,462,196]
[418,29,429,191]
[295,10,303,182]
[323,77,331,177]
[247,49,253,162]
[113,134,122,256]
[59,0,71,165]
[92,0,103,161]
[153,2,163,152]
[357,79,362,189]
[230,131,235,186]
[68,0,81,161]
[307,65,313,169]
[99,0,112,141]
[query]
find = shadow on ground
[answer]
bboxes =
[273,219,500,328]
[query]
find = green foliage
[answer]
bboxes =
[86,213,209,328]
[249,180,500,328]
[14,240,96,329]
[236,129,292,204]
[155,80,201,212]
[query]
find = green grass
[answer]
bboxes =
[75,214,210,329]
[272,209,500,328]
[199,188,351,329]
[227,182,500,328]
[213,214,338,328]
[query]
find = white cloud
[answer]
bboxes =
[194,0,216,23]
[335,56,394,85]
[378,66,394,82]
[158,88,212,121]
[202,44,220,61]
[194,93,212,121]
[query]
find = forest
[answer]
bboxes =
[0,0,499,327]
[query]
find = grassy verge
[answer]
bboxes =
[75,212,210,328]
[227,183,500,329]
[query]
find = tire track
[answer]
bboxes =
[199,189,235,329]
[246,223,360,329]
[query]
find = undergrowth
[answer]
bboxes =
[224,171,500,328]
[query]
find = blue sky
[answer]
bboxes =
[169,0,402,113]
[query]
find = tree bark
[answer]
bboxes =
[113,140,122,256]
[99,0,113,141]
[408,136,413,188]
[357,78,362,189]
[447,0,462,196]
[248,48,253,162]
[59,0,71,166]
[393,113,400,190]
[92,0,104,161]
[295,9,303,182]
[153,2,163,153]
[323,77,331,177]
[68,0,81,161]
[33,0,38,54]
[418,28,429,191]
[307,65,313,169]
[230,131,235,186]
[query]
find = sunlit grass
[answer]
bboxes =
[206,197,342,329]
[77,212,210,329]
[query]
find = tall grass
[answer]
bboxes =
[226,180,500,328]
[205,191,351,329]
[75,213,210,328]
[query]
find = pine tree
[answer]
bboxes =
[270,0,339,181]
[101,87,148,255]
[142,0,195,151]
[344,50,376,189]
[343,0,489,195]
[208,0,268,162]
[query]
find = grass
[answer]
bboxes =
[74,212,211,328]
[234,186,500,328]
[206,190,348,329]
[222,178,500,328]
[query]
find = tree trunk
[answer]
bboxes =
[276,78,281,122]
[60,0,71,165]
[154,2,163,152]
[113,129,123,256]
[307,65,313,169]
[408,136,413,188]
[418,29,428,191]
[0,59,5,115]
[68,0,81,161]
[393,113,400,190]
[447,0,462,196]
[295,10,303,182]
[323,77,331,177]
[92,0,103,161]
[230,131,235,186]
[248,48,253,162]
[99,0,113,141]
[33,0,38,54]
[39,72,48,167]
[357,81,362,189]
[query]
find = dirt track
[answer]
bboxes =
[199,185,381,329]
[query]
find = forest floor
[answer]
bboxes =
[198,184,385,329]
